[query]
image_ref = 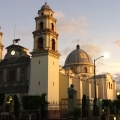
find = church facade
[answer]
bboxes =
[0,3,116,104]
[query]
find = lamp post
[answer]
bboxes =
[94,55,104,116]
[94,56,104,99]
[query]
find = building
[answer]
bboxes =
[0,3,116,106]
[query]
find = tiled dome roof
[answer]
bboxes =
[64,45,93,68]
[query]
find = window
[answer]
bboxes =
[8,70,16,83]
[111,84,112,89]
[53,82,54,86]
[84,67,87,73]
[53,61,54,65]
[52,39,55,51]
[109,82,110,89]
[51,23,54,31]
[41,13,43,15]
[39,22,43,30]
[38,38,43,50]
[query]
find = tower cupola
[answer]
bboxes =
[32,2,59,56]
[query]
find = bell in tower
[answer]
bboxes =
[32,2,59,53]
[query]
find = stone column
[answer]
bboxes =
[68,84,77,112]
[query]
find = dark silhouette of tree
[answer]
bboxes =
[82,94,86,117]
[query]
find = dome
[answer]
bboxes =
[64,45,93,68]
[41,2,52,10]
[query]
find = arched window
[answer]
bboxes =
[41,13,43,15]
[109,82,110,89]
[39,22,43,30]
[51,23,54,31]
[111,84,112,89]
[38,38,43,50]
[52,39,55,51]
[84,67,87,73]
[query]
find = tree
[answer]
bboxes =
[112,100,120,110]
[117,95,120,100]
[22,93,49,118]
[102,99,112,108]
[29,93,49,118]
[68,107,81,120]
[82,94,86,117]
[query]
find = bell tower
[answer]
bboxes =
[29,3,60,102]
[0,32,4,61]
[33,2,58,52]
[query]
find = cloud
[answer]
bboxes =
[54,11,65,19]
[55,11,87,35]
[114,39,120,46]
[79,30,87,34]
[81,44,102,58]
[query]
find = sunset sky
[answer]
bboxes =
[0,0,120,88]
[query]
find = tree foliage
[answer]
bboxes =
[117,95,120,100]
[82,94,86,117]
[112,100,120,110]
[22,93,49,111]
[68,107,81,120]
[102,99,112,108]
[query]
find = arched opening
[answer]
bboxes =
[5,95,13,112]
[84,67,87,73]
[51,23,54,31]
[38,38,43,50]
[52,39,55,51]
[39,22,43,30]
[41,13,43,15]
[109,82,110,89]
[111,84,112,89]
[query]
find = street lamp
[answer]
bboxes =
[94,55,104,117]
[94,56,104,99]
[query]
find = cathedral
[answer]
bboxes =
[0,3,116,104]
